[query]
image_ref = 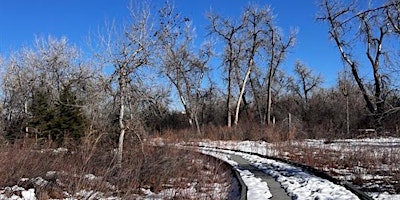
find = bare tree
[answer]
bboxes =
[319,0,400,128]
[97,1,152,169]
[263,30,296,126]
[386,0,400,34]
[207,12,244,128]
[232,5,269,126]
[289,61,323,112]
[1,36,95,142]
[246,7,296,125]
[337,70,365,136]
[208,4,295,126]
[2,49,37,137]
[156,3,211,135]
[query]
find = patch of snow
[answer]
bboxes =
[53,147,68,153]
[137,181,229,200]
[0,186,36,200]
[21,189,36,200]
[238,169,272,199]
[197,140,277,156]
[84,173,97,181]
[33,177,48,187]
[46,171,57,177]
[370,191,400,200]
[74,189,119,200]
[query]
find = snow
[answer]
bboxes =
[194,138,400,200]
[73,190,120,200]
[201,148,273,199]
[370,192,400,200]
[198,140,277,155]
[239,169,272,199]
[83,173,97,181]
[21,189,36,200]
[200,147,359,200]
[295,137,400,154]
[0,186,36,200]
[133,181,231,200]
[1,137,399,199]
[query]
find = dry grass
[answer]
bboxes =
[0,137,235,199]
[272,140,400,194]
[159,122,290,143]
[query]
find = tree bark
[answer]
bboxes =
[227,65,233,128]
[117,68,126,171]
[234,61,252,126]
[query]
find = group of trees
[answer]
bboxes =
[208,4,296,127]
[0,1,399,154]
[319,0,400,129]
[1,38,93,144]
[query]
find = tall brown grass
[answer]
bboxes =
[272,141,400,193]
[0,136,235,199]
[159,121,292,143]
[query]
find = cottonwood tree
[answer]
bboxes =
[207,12,244,128]
[319,0,400,128]
[289,61,323,119]
[232,5,268,126]
[156,3,211,135]
[209,4,295,126]
[97,2,152,169]
[246,6,296,125]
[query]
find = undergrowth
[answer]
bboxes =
[0,138,234,199]
[273,141,400,194]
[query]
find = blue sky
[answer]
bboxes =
[0,0,342,86]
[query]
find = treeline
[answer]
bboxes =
[1,0,400,150]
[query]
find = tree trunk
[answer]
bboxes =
[234,63,252,126]
[129,101,146,160]
[227,68,232,128]
[267,86,273,125]
[266,66,274,126]
[117,95,125,170]
[346,94,350,136]
[193,114,201,135]
[24,100,29,135]
[249,76,264,125]
[117,69,126,171]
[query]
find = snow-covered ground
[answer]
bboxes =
[188,138,400,200]
[1,137,399,199]
[199,146,359,200]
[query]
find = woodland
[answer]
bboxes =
[0,0,399,166]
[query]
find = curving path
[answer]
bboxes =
[199,147,366,200]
